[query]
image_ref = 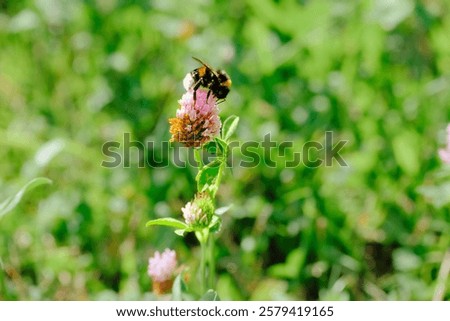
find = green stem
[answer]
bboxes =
[200,239,207,294]
[0,258,4,296]
[208,233,215,289]
[196,230,208,294]
[211,161,226,198]
[194,148,203,170]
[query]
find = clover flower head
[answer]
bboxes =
[182,201,203,226]
[181,193,214,227]
[439,124,450,164]
[148,248,177,283]
[169,89,221,147]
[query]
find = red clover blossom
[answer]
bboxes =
[148,249,177,294]
[169,89,221,147]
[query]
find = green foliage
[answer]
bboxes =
[196,160,221,194]
[0,178,52,219]
[146,218,190,235]
[200,289,220,301]
[1,0,449,300]
[221,116,240,142]
[171,273,190,301]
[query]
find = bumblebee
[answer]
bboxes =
[184,57,232,104]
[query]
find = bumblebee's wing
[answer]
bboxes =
[192,57,219,77]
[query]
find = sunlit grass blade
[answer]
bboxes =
[0,177,52,219]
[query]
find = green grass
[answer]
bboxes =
[1,0,449,300]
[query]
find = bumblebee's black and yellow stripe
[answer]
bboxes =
[190,57,232,102]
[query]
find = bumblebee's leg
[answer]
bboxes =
[192,78,202,91]
[192,80,202,106]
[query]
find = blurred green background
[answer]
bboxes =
[1,0,449,300]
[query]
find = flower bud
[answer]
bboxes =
[181,193,214,228]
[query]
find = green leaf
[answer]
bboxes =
[146,218,188,230]
[172,274,188,301]
[209,215,222,233]
[393,249,422,272]
[249,279,294,301]
[216,274,244,300]
[392,130,420,176]
[34,138,65,167]
[203,141,218,154]
[268,248,305,279]
[174,229,186,236]
[417,183,450,208]
[200,183,218,196]
[193,148,203,169]
[214,137,228,156]
[215,204,233,216]
[196,160,221,192]
[0,177,52,219]
[200,289,220,301]
[221,115,240,142]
